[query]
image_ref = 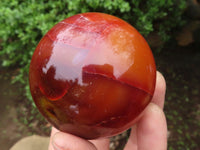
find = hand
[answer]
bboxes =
[48,71,167,150]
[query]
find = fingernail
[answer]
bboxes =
[149,103,163,114]
[53,145,60,150]
[52,142,61,150]
[52,134,63,150]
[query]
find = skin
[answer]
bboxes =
[48,71,167,150]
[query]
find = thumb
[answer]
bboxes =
[50,131,97,150]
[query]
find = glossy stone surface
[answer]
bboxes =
[29,12,156,139]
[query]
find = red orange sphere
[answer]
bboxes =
[29,12,156,139]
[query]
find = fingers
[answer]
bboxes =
[124,71,167,150]
[124,104,167,150]
[48,127,110,150]
[48,127,97,150]
[48,127,58,150]
[89,138,110,150]
[123,125,138,150]
[152,71,166,109]
[137,103,167,150]
[52,132,97,150]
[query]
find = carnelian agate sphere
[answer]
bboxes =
[29,12,156,139]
